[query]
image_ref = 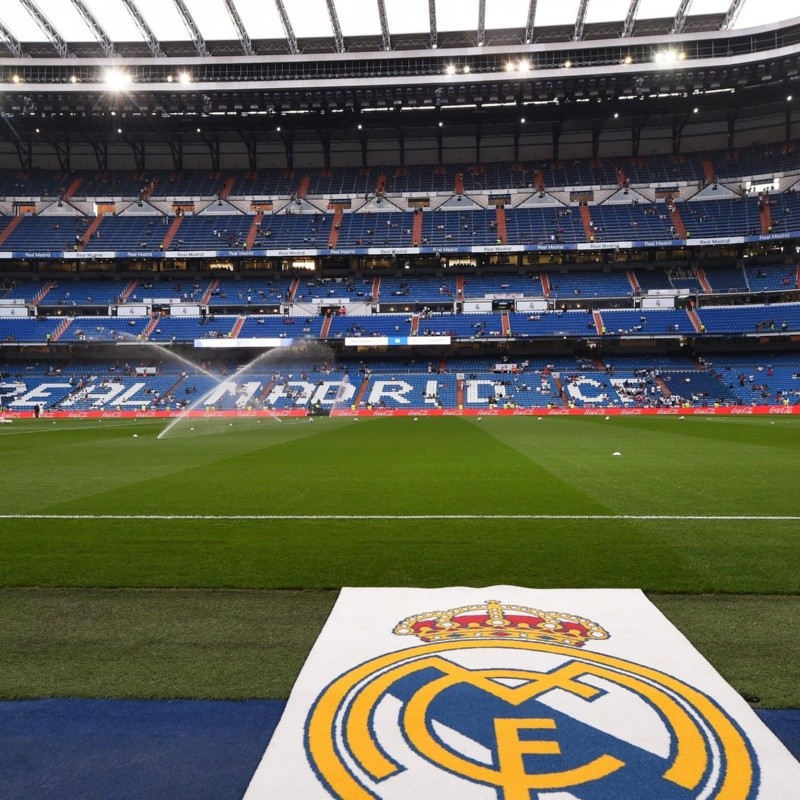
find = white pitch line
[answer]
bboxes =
[0,514,798,521]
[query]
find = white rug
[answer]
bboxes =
[245,587,800,799]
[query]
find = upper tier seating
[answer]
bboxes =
[1,194,799,254]
[0,142,798,206]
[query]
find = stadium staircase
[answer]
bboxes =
[495,206,507,244]
[32,281,55,305]
[375,173,386,196]
[456,378,464,408]
[796,263,800,289]
[142,315,160,340]
[50,318,73,342]
[579,205,594,241]
[454,171,464,195]
[296,175,311,199]
[411,314,420,335]
[371,276,381,302]
[456,275,464,301]
[140,177,158,201]
[593,310,604,335]
[118,279,138,303]
[697,268,713,294]
[77,213,105,251]
[702,159,716,182]
[328,206,344,248]
[688,309,703,332]
[438,358,446,373]
[656,377,672,397]
[411,210,423,246]
[553,374,569,407]
[230,316,245,338]
[501,311,511,335]
[62,176,83,200]
[534,169,545,193]
[164,375,185,399]
[161,215,184,250]
[670,204,687,238]
[0,214,24,246]
[354,377,370,409]
[219,176,235,201]
[761,198,772,234]
[540,274,551,297]
[616,166,628,188]
[288,277,300,302]
[320,314,332,339]
[257,381,275,404]
[201,278,219,305]
[245,211,264,250]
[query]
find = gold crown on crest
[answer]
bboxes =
[393,600,609,648]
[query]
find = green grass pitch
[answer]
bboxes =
[0,415,798,705]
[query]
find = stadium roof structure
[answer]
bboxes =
[0,1,798,171]
[0,0,793,58]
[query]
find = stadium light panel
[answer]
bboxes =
[655,49,684,64]
[445,64,456,75]
[178,71,192,84]
[104,68,131,90]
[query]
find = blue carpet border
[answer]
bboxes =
[0,700,797,799]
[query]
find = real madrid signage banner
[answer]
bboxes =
[245,587,800,799]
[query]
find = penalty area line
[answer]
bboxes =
[0,514,798,521]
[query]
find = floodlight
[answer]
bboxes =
[105,69,131,90]
[178,72,192,85]
[446,64,456,75]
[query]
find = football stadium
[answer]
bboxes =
[0,0,799,797]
